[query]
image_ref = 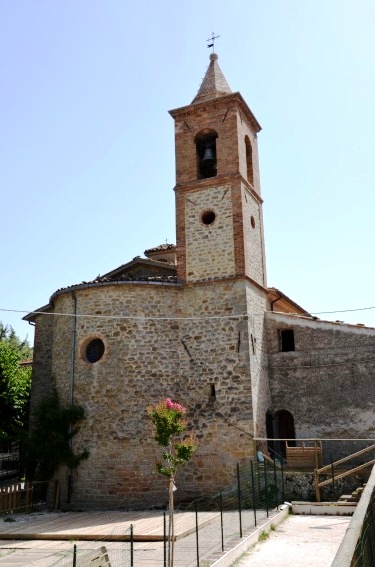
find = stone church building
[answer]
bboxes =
[25,53,375,509]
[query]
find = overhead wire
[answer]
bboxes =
[0,305,375,321]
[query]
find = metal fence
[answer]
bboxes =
[129,458,284,566]
[13,458,284,567]
[38,527,132,567]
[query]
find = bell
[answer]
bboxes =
[201,145,215,165]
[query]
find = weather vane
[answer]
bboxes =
[207,32,220,52]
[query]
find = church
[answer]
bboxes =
[25,53,375,509]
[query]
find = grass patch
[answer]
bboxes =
[258,530,269,541]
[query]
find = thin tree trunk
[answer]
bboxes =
[168,478,172,567]
[170,476,175,567]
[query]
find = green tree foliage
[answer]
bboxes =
[0,323,32,446]
[0,322,33,359]
[148,398,197,478]
[24,389,89,481]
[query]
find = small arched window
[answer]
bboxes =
[195,129,218,179]
[245,135,254,186]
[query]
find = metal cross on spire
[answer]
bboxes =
[206,32,220,52]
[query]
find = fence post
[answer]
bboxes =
[25,482,31,512]
[163,511,167,567]
[130,523,134,567]
[273,458,278,510]
[54,480,60,510]
[195,501,199,567]
[219,492,224,552]
[237,463,243,538]
[264,460,269,518]
[281,458,285,503]
[72,544,77,567]
[250,460,257,526]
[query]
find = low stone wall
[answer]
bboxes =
[283,471,369,502]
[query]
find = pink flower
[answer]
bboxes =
[164,398,186,414]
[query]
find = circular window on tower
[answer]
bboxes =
[201,209,216,226]
[82,337,105,363]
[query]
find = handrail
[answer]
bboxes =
[317,443,375,474]
[331,464,375,567]
[267,446,284,461]
[315,443,375,502]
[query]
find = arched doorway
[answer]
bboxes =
[275,409,295,458]
[265,409,275,457]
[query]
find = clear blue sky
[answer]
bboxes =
[1,0,375,343]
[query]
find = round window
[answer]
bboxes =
[201,210,216,225]
[85,338,105,363]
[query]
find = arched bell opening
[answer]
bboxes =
[195,129,218,179]
[274,409,296,459]
[245,135,254,186]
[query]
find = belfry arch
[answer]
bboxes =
[195,129,218,179]
[245,135,254,186]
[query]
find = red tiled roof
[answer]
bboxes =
[144,243,176,254]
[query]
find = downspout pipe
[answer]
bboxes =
[67,291,77,504]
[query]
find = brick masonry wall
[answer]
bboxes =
[266,313,375,461]
[235,110,261,196]
[41,279,259,509]
[171,94,261,190]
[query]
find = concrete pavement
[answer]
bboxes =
[235,514,350,567]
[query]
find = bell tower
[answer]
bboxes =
[169,53,267,289]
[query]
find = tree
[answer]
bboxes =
[148,398,197,567]
[0,322,33,359]
[0,323,32,449]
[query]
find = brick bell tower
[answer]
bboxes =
[169,53,267,288]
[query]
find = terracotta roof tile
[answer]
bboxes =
[144,243,176,254]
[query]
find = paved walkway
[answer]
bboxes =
[236,514,351,567]
[0,508,275,566]
[0,509,350,566]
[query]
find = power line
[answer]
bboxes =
[310,306,375,315]
[0,307,249,322]
[0,304,375,321]
[255,437,375,442]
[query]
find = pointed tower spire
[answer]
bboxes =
[192,53,232,104]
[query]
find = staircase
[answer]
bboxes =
[338,485,365,504]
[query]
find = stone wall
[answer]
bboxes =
[184,184,235,282]
[242,182,266,287]
[283,470,370,502]
[29,307,54,425]
[266,312,375,462]
[45,278,258,509]
[245,284,270,439]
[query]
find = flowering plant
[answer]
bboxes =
[148,398,196,477]
[148,398,197,567]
